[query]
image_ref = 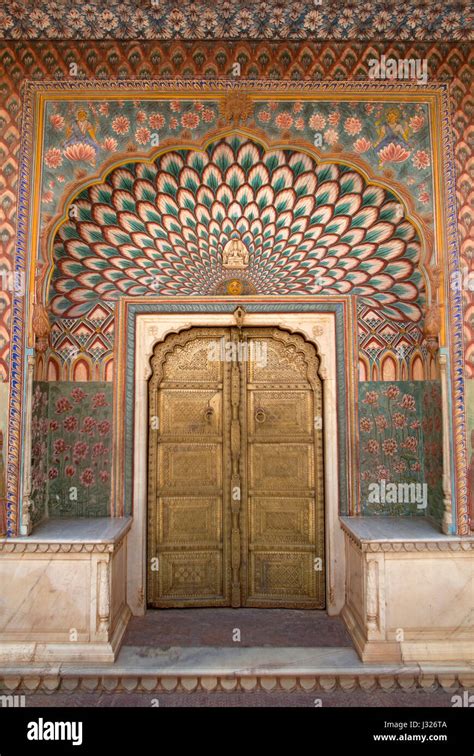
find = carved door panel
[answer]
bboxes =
[241,328,325,608]
[148,326,325,609]
[148,328,232,607]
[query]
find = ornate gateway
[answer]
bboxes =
[148,326,325,609]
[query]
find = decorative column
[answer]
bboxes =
[97,558,110,635]
[20,354,35,535]
[439,352,453,534]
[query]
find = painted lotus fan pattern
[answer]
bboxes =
[51,136,424,320]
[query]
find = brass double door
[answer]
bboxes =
[148,326,325,609]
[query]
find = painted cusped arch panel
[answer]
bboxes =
[49,135,425,323]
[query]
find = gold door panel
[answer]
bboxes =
[148,326,325,609]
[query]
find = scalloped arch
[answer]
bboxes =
[48,133,426,321]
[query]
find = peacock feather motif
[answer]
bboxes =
[51,136,424,321]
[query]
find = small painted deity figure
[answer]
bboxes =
[373,108,410,153]
[222,238,249,269]
[64,109,100,164]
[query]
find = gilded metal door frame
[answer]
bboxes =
[147,325,325,608]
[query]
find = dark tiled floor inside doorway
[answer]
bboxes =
[123,608,354,648]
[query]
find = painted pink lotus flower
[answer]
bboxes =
[400,394,416,411]
[410,420,421,430]
[411,462,422,472]
[375,415,388,431]
[393,412,406,428]
[258,110,271,122]
[50,114,65,130]
[324,128,339,146]
[328,111,340,126]
[102,137,118,152]
[382,439,398,456]
[268,101,278,111]
[403,436,418,452]
[202,108,215,123]
[64,143,96,164]
[293,102,303,113]
[149,113,165,129]
[65,465,76,477]
[385,385,400,399]
[136,110,147,124]
[169,117,178,130]
[379,143,411,163]
[409,114,424,132]
[194,102,204,111]
[170,100,181,112]
[412,150,430,169]
[99,103,109,116]
[353,137,371,154]
[45,148,63,169]
[55,397,72,414]
[80,469,95,487]
[275,112,294,129]
[294,117,305,131]
[309,113,326,130]
[344,117,362,135]
[181,112,200,129]
[360,418,373,432]
[42,191,54,203]
[112,115,130,134]
[363,391,379,405]
[419,191,430,204]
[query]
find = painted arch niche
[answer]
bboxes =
[47,135,428,380]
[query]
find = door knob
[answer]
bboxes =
[255,409,266,423]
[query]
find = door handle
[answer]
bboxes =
[255,408,266,423]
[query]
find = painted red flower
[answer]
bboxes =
[63,415,78,432]
[411,462,421,472]
[48,467,59,480]
[379,143,410,163]
[360,418,373,432]
[258,110,271,122]
[45,148,63,169]
[71,388,86,403]
[149,113,165,129]
[98,420,111,436]
[344,117,362,135]
[293,102,303,114]
[169,117,178,130]
[135,127,151,145]
[400,394,416,411]
[55,397,72,414]
[194,102,204,111]
[49,420,59,431]
[363,391,379,405]
[382,439,398,456]
[53,439,67,456]
[393,412,406,428]
[82,416,97,434]
[375,415,388,431]
[275,112,294,129]
[409,114,424,132]
[99,470,110,483]
[202,108,215,123]
[136,110,147,124]
[366,440,380,454]
[92,442,106,458]
[99,103,109,116]
[385,385,400,399]
[412,150,430,169]
[324,128,339,146]
[73,441,89,460]
[328,111,340,126]
[402,436,418,452]
[92,392,108,408]
[180,112,200,129]
[170,100,181,112]
[294,117,305,131]
[80,469,95,487]
[112,115,130,134]
[309,113,326,130]
[65,465,76,477]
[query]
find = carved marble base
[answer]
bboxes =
[340,517,474,663]
[0,518,132,664]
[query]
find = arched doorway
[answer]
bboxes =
[147,325,325,609]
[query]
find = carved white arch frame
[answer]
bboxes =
[128,309,344,617]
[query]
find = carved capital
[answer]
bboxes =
[32,304,51,353]
[423,303,441,356]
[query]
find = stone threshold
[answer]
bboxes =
[1,646,472,693]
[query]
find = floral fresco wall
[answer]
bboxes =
[31,382,112,520]
[359,380,443,522]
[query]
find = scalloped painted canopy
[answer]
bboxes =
[50,135,424,321]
